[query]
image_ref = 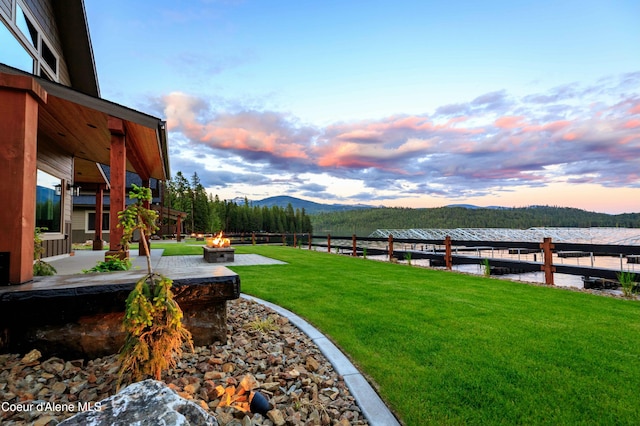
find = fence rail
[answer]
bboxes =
[227,232,640,285]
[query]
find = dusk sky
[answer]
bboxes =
[85,0,640,214]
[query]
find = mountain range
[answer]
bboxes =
[246,196,507,214]
[240,195,374,214]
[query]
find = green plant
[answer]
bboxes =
[33,227,56,276]
[617,270,637,298]
[404,252,412,266]
[83,255,132,273]
[245,315,279,333]
[117,184,193,389]
[362,247,367,259]
[482,258,491,277]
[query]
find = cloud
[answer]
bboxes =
[160,72,640,202]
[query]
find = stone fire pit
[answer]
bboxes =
[203,246,235,263]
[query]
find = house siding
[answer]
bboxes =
[72,207,111,245]
[0,0,11,20]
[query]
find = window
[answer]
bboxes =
[0,18,34,72]
[1,2,58,81]
[87,212,110,233]
[35,170,62,233]
[15,3,36,48]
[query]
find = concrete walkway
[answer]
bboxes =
[41,251,401,426]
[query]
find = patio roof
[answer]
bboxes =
[0,63,169,182]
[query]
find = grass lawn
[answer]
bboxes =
[226,245,640,425]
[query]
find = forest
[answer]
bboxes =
[161,172,639,237]
[310,206,640,237]
[162,172,313,234]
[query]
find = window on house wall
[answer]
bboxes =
[5,2,59,81]
[15,3,36,48]
[0,18,34,72]
[36,170,62,233]
[87,212,110,233]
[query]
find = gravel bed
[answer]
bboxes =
[0,298,370,425]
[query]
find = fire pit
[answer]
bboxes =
[204,232,235,263]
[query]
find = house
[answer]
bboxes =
[0,0,170,284]
[71,168,187,244]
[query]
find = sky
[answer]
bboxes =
[85,0,640,214]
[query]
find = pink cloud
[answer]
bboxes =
[624,119,640,129]
[494,116,526,129]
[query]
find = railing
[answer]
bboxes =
[226,232,640,285]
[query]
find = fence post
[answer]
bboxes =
[445,236,452,270]
[540,237,555,285]
[293,233,297,248]
[352,234,357,256]
[308,234,312,250]
[282,234,286,246]
[251,232,256,245]
[388,234,394,262]
[327,234,331,253]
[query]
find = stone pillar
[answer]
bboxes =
[0,75,46,284]
[106,117,127,260]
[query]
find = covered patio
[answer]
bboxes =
[0,64,169,285]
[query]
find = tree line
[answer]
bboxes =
[311,206,640,237]
[162,172,313,234]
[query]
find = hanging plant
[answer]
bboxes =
[117,184,193,389]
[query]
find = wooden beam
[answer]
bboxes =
[0,81,44,284]
[93,184,104,250]
[139,179,151,257]
[106,117,127,258]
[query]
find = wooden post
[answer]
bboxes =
[176,215,182,242]
[445,236,452,270]
[159,182,165,239]
[540,237,555,285]
[327,234,331,253]
[388,234,394,262]
[106,117,127,260]
[252,232,256,245]
[93,184,104,250]
[352,234,357,256]
[0,76,46,284]
[138,179,151,256]
[293,233,297,248]
[308,233,312,250]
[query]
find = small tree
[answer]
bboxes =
[117,184,193,389]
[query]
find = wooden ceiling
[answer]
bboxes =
[1,65,169,185]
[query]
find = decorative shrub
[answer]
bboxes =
[33,227,56,276]
[83,255,131,273]
[117,184,193,389]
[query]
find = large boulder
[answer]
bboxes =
[59,379,218,426]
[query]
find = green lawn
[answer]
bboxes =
[226,245,640,426]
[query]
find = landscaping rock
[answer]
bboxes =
[59,379,218,425]
[0,299,369,425]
